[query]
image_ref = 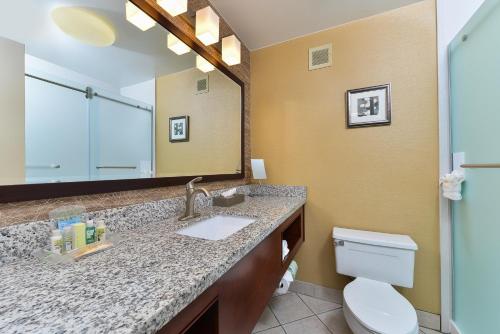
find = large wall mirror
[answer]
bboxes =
[0,0,244,201]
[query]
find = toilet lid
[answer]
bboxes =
[344,278,418,334]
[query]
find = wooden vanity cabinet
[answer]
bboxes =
[158,206,305,334]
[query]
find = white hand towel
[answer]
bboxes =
[440,170,465,201]
[282,240,289,260]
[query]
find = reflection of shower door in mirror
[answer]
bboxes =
[25,76,89,183]
[89,93,153,181]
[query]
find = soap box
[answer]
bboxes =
[213,193,245,207]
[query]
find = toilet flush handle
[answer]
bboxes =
[334,240,344,247]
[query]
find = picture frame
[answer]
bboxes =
[169,116,190,142]
[346,83,391,128]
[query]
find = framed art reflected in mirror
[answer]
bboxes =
[169,116,190,143]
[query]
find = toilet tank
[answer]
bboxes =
[333,227,418,288]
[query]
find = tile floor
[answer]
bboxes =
[252,292,442,334]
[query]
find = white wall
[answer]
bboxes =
[120,79,156,108]
[26,54,119,94]
[436,0,485,332]
[0,36,25,185]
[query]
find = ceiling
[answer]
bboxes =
[0,0,196,89]
[210,0,424,50]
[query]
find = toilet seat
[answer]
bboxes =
[343,278,419,334]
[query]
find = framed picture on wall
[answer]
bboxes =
[169,116,190,142]
[346,84,391,128]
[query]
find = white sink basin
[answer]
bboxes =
[177,215,256,241]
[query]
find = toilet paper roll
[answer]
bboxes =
[276,278,291,295]
[275,270,294,295]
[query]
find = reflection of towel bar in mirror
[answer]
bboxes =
[461,164,500,169]
[96,166,137,170]
[26,164,61,169]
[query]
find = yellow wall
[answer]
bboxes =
[0,37,25,185]
[156,68,241,177]
[251,0,440,313]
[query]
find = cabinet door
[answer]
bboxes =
[217,231,283,334]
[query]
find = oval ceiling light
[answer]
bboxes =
[51,7,116,47]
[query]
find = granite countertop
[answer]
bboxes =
[0,194,306,334]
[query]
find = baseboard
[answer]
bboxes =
[290,280,441,331]
[450,320,462,334]
[289,280,343,305]
[417,309,441,331]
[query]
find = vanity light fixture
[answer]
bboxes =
[222,35,241,66]
[196,55,215,73]
[157,0,187,17]
[126,1,156,31]
[196,6,220,46]
[167,33,191,55]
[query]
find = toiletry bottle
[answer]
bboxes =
[63,226,73,253]
[96,220,106,242]
[72,223,86,249]
[50,229,63,255]
[85,220,96,244]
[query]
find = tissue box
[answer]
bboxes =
[213,193,245,207]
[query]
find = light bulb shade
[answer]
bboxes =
[157,0,187,17]
[196,6,220,46]
[126,1,156,31]
[196,56,215,73]
[168,33,190,55]
[222,35,241,66]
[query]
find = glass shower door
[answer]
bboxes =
[25,75,89,183]
[89,92,153,181]
[449,1,500,333]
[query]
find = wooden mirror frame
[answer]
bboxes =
[0,0,245,203]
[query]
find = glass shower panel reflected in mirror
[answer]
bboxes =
[89,92,153,181]
[25,74,90,184]
[0,0,242,186]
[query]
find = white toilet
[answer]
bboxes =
[332,227,419,334]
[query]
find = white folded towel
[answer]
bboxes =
[440,170,465,201]
[282,240,289,260]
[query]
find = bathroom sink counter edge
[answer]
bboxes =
[0,186,306,334]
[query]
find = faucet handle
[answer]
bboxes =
[186,177,203,189]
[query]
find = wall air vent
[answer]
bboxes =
[196,75,209,94]
[309,43,333,71]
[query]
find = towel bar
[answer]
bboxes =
[96,166,137,169]
[461,164,500,169]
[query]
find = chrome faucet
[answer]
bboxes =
[179,177,211,221]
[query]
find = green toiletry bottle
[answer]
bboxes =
[96,220,106,242]
[85,220,96,244]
